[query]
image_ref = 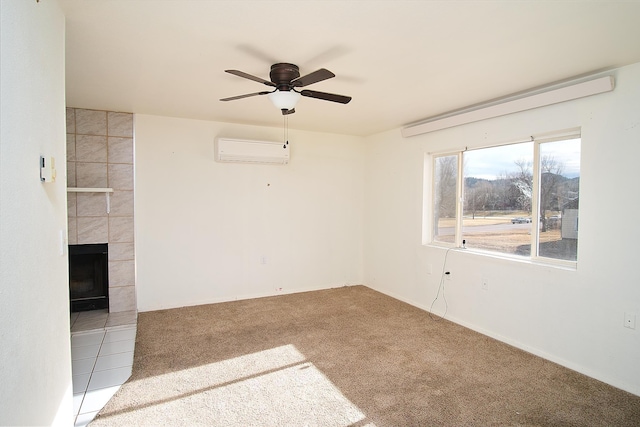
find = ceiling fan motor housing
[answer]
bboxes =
[221,63,351,107]
[270,63,300,91]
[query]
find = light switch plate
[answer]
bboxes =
[40,156,56,182]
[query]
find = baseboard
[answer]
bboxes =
[138,283,358,313]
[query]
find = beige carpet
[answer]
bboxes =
[91,285,640,426]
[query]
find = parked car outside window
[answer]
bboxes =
[511,217,531,224]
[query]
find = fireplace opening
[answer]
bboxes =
[69,244,109,312]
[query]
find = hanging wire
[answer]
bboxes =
[429,247,453,321]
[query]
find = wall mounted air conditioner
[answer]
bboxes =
[215,138,289,165]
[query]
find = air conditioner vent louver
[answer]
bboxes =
[215,138,289,164]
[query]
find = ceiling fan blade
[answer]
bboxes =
[225,70,276,87]
[291,68,335,87]
[300,89,352,104]
[281,108,295,115]
[220,91,271,101]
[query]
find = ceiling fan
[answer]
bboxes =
[220,63,352,115]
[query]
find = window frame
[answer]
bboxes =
[430,151,463,247]
[428,130,580,268]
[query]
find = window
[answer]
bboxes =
[431,133,580,263]
[433,154,458,245]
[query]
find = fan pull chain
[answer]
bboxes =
[283,115,289,149]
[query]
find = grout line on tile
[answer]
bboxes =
[83,332,107,395]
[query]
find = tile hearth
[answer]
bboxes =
[71,310,137,427]
[71,309,136,333]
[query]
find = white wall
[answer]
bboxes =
[0,1,72,425]
[135,115,364,311]
[364,62,640,396]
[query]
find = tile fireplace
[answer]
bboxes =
[67,108,136,313]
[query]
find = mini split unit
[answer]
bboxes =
[215,138,290,164]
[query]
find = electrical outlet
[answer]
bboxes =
[624,313,636,329]
[481,277,489,291]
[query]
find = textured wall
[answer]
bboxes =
[134,115,365,311]
[0,0,72,425]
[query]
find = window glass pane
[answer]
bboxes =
[433,155,458,244]
[462,142,533,255]
[538,138,580,261]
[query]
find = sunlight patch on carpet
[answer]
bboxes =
[97,344,372,426]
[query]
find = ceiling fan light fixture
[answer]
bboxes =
[268,89,301,111]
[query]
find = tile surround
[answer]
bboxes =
[67,161,77,187]
[76,193,109,217]
[75,109,107,136]
[67,108,136,313]
[68,194,77,217]
[108,260,135,287]
[76,162,108,188]
[67,134,76,161]
[107,112,134,138]
[108,164,134,190]
[108,191,134,216]
[107,137,134,163]
[108,216,134,243]
[108,242,135,261]
[76,135,108,163]
[66,108,76,133]
[68,217,78,245]
[77,217,109,244]
[108,286,137,312]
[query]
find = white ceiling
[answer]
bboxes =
[59,0,640,137]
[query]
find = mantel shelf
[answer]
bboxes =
[67,187,114,193]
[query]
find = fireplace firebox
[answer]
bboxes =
[69,244,109,312]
